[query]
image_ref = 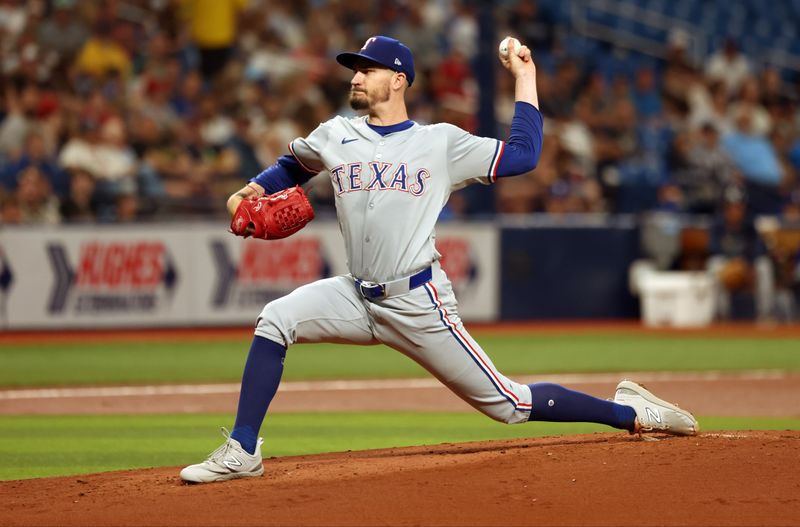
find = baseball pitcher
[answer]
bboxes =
[181,36,698,483]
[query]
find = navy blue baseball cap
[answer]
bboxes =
[336,36,415,86]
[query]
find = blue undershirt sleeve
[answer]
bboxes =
[495,102,544,178]
[249,155,318,194]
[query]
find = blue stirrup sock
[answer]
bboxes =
[231,336,287,454]
[527,383,637,431]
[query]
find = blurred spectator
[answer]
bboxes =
[447,1,478,59]
[58,114,139,218]
[392,1,441,72]
[287,20,334,85]
[169,69,204,119]
[134,73,181,132]
[196,94,235,147]
[495,175,538,214]
[242,27,303,85]
[574,72,637,166]
[727,77,771,137]
[506,0,556,51]
[549,129,604,214]
[705,38,751,97]
[15,166,61,225]
[662,62,699,111]
[249,92,301,166]
[785,190,800,224]
[36,0,90,69]
[180,0,246,81]
[539,59,581,120]
[688,80,731,135]
[655,181,683,212]
[114,183,140,223]
[668,122,735,214]
[430,47,476,108]
[760,67,795,115]
[721,105,783,215]
[59,168,97,223]
[131,31,180,104]
[259,0,306,51]
[631,67,662,120]
[160,114,239,215]
[770,193,800,321]
[0,130,68,197]
[0,0,29,44]
[138,129,194,208]
[0,81,41,157]
[58,116,100,174]
[664,27,693,70]
[707,190,774,321]
[553,114,594,180]
[0,193,22,225]
[228,110,263,181]
[73,21,132,80]
[95,116,139,186]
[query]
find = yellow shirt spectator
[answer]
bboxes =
[74,35,131,78]
[181,0,246,49]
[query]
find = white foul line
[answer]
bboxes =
[0,370,790,401]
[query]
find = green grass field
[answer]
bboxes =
[2,333,799,387]
[1,413,798,481]
[1,331,798,481]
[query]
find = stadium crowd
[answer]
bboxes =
[1,0,799,223]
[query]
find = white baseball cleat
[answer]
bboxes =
[180,428,264,483]
[614,380,699,436]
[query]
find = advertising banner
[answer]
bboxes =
[434,224,498,320]
[192,223,348,324]
[0,222,498,329]
[0,226,196,328]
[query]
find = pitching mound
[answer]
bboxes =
[2,431,798,526]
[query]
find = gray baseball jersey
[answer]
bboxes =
[255,115,533,424]
[288,115,504,282]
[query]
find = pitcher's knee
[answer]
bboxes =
[477,402,529,425]
[254,300,295,347]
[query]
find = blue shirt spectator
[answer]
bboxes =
[0,132,69,198]
[721,108,782,186]
[631,67,663,120]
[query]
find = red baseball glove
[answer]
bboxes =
[230,186,315,240]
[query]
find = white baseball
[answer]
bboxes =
[498,36,522,58]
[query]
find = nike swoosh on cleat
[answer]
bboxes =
[341,138,359,144]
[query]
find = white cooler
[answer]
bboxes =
[639,271,715,328]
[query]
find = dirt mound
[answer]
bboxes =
[2,431,798,526]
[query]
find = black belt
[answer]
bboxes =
[354,266,433,300]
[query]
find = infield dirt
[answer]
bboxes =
[1,431,799,526]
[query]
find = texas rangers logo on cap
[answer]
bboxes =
[337,35,416,86]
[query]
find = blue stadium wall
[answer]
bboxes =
[500,223,640,319]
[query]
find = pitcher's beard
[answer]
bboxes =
[349,92,368,110]
[349,84,390,111]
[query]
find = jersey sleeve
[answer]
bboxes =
[249,155,317,193]
[287,120,332,173]
[442,124,504,189]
